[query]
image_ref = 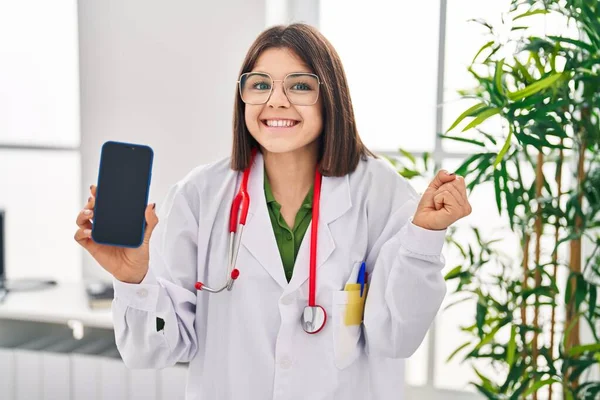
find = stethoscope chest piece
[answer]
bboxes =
[301,305,327,334]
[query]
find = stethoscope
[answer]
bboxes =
[194,148,327,334]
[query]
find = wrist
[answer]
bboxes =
[411,216,445,231]
[114,269,148,284]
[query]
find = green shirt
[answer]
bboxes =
[264,171,313,282]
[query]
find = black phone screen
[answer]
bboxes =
[92,141,153,248]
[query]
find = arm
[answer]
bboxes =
[363,166,447,359]
[111,180,200,369]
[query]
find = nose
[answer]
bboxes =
[267,80,290,108]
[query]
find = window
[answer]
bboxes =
[0,1,81,281]
[320,0,440,153]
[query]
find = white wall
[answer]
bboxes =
[78,0,266,281]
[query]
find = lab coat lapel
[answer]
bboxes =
[241,152,289,289]
[284,173,352,295]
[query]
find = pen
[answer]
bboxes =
[357,261,366,297]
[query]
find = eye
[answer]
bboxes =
[252,81,271,90]
[291,82,311,91]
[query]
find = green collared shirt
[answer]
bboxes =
[264,171,313,282]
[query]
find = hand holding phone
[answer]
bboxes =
[75,185,158,283]
[74,141,157,284]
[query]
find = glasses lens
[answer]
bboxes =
[284,74,320,105]
[239,73,272,104]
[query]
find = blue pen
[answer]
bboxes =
[357,261,366,297]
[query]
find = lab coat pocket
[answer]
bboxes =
[332,287,366,370]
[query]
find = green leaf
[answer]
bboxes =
[438,134,486,147]
[422,152,430,169]
[472,40,495,64]
[513,59,533,84]
[473,383,498,399]
[501,160,516,229]
[476,301,487,337]
[513,8,549,21]
[462,108,501,132]
[398,148,416,164]
[494,59,505,96]
[445,295,475,311]
[493,125,513,167]
[446,340,471,362]
[506,325,517,367]
[507,73,563,101]
[474,323,502,350]
[590,285,597,320]
[493,167,502,216]
[523,379,560,397]
[444,295,474,310]
[567,343,600,357]
[480,132,498,145]
[548,35,595,52]
[473,368,496,392]
[575,274,587,313]
[454,153,486,177]
[446,102,488,133]
[444,265,463,280]
[565,272,573,305]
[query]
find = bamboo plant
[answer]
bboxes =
[392,0,600,398]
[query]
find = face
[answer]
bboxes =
[243,47,323,156]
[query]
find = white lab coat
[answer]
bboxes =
[112,152,447,400]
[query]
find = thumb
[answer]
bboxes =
[143,203,159,245]
[428,169,456,190]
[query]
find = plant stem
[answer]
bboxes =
[549,145,563,400]
[565,137,586,395]
[533,150,544,400]
[521,232,530,360]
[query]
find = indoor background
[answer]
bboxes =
[1,0,598,399]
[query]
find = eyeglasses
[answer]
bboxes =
[237,72,322,106]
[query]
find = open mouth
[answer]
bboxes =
[261,119,301,128]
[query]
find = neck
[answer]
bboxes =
[262,144,318,204]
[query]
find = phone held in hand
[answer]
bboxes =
[91,141,154,248]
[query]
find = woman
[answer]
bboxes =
[75,23,471,399]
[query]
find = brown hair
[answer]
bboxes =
[230,23,375,176]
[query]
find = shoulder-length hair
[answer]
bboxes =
[231,23,375,176]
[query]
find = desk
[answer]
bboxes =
[0,281,112,332]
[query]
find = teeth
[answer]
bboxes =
[265,120,297,127]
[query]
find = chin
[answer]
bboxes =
[258,141,305,154]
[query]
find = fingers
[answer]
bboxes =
[435,180,465,207]
[142,203,159,245]
[433,177,472,216]
[433,191,453,211]
[74,184,97,246]
[76,208,94,228]
[76,190,96,228]
[74,227,92,244]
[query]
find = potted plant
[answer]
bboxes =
[392,0,600,398]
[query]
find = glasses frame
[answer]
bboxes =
[237,72,323,106]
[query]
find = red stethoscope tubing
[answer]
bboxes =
[229,153,253,231]
[195,148,323,306]
[308,167,322,307]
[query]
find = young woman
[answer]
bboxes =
[75,23,471,399]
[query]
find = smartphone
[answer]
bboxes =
[91,141,154,248]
